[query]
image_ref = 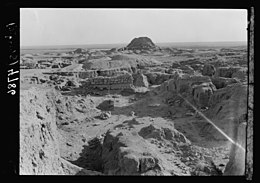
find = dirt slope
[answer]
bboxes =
[19,87,101,175]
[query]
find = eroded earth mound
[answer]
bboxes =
[20,87,101,175]
[126,37,157,50]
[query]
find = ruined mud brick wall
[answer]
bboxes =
[92,83,133,90]
[158,74,216,108]
[82,73,134,90]
[78,67,133,79]
[21,62,37,69]
[97,67,133,77]
[160,74,212,94]
[43,72,77,77]
[43,71,98,79]
[43,67,134,82]
[78,70,98,79]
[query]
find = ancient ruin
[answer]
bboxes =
[20,34,249,176]
[126,37,158,50]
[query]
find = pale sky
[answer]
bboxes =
[20,8,247,46]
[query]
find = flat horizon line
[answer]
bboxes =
[21,41,247,49]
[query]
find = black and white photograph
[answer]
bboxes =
[17,8,253,177]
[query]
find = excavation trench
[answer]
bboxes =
[69,137,104,173]
[56,86,245,175]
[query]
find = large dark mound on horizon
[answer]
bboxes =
[126,37,157,50]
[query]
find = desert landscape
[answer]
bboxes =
[20,36,248,175]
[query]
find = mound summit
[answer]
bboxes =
[126,37,157,50]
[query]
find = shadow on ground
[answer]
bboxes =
[69,137,103,173]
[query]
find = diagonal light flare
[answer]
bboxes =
[177,94,245,152]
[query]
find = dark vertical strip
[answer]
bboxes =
[3,3,19,176]
[246,6,254,180]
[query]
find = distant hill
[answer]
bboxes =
[20,41,247,54]
[126,37,157,50]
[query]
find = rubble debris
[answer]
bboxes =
[99,111,112,120]
[96,100,114,111]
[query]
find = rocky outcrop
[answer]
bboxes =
[191,82,216,108]
[202,64,216,76]
[126,37,157,50]
[101,130,163,175]
[101,123,190,175]
[138,124,190,144]
[99,111,112,120]
[97,100,114,111]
